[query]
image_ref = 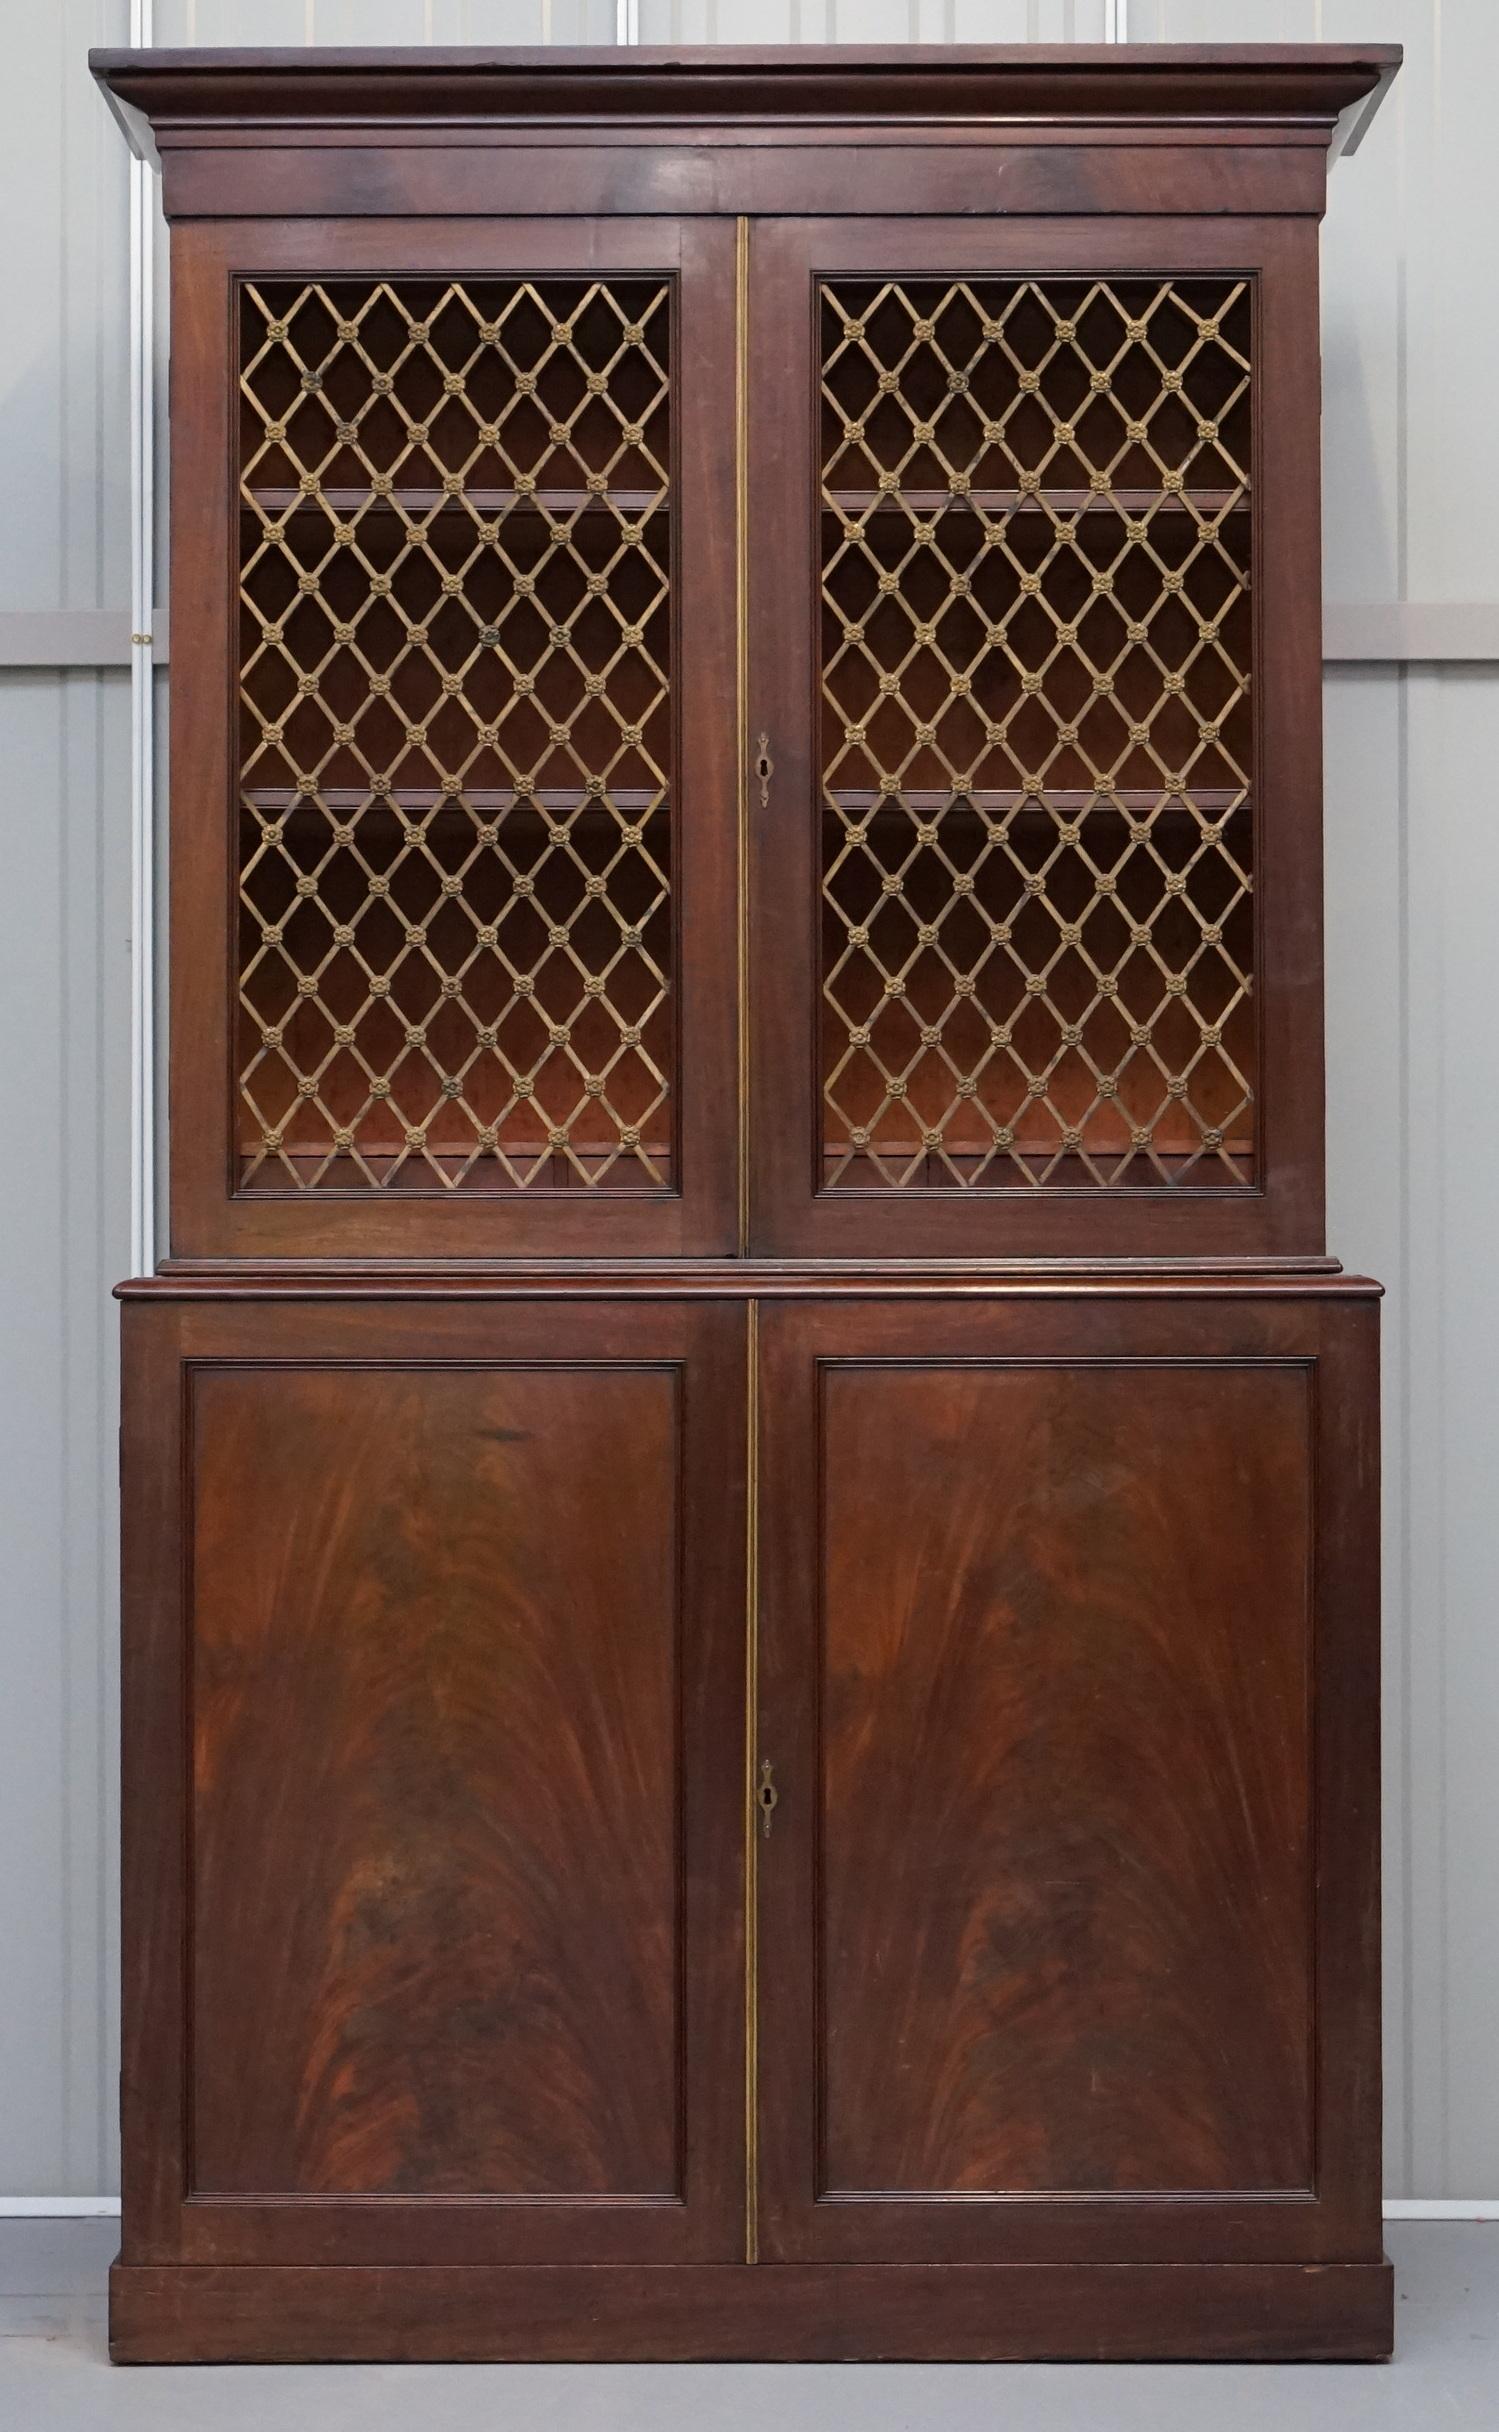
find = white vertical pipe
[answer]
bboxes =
[128,0,155,1275]
[1105,0,1129,39]
[616,0,640,43]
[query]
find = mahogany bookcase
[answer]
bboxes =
[94,41,1399,2364]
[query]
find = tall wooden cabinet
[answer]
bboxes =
[95,42,1399,2364]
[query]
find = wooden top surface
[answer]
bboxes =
[91,43,1400,152]
[116,1261,1382,1302]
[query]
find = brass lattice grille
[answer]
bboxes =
[236,275,673,1192]
[819,275,1254,1191]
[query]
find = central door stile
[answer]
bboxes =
[739,218,760,2267]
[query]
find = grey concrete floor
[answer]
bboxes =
[0,2221,1494,2428]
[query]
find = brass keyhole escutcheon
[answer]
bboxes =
[757,1758,778,1839]
[754,732,774,809]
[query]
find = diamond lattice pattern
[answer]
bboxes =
[236,276,673,1192]
[820,275,1254,1190]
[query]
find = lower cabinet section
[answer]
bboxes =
[115,1281,1388,2361]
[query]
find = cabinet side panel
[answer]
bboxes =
[187,1362,682,2201]
[818,1358,1313,2197]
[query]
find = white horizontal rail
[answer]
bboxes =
[0,611,167,666]
[1322,602,1499,662]
[5,606,1499,669]
[0,2198,121,2216]
[1383,2199,1499,2220]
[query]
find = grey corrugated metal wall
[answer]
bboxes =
[1,0,1491,2204]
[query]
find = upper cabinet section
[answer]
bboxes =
[93,44,1398,1268]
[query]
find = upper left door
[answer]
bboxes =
[168,218,740,1259]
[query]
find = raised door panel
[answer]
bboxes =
[754,1294,1381,2264]
[119,1298,746,2265]
[190,1365,681,2203]
[169,217,738,1258]
[819,1360,1311,2200]
[748,217,1325,1258]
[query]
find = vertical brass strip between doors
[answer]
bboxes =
[738,220,760,2259]
[736,215,751,1259]
[744,1295,760,2262]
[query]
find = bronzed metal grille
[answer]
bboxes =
[236,276,673,1192]
[819,276,1254,1191]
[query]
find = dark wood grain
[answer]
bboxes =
[120,1261,1369,1300]
[189,1364,682,2200]
[108,2254,1394,2365]
[91,44,1397,147]
[818,1360,1312,2196]
[93,43,1394,225]
[120,1296,746,2270]
[117,1304,190,2261]
[148,144,1331,228]
[756,1292,1382,2270]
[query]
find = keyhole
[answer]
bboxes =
[755,732,774,808]
[757,1758,779,1839]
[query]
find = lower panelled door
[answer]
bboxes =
[751,1290,1383,2268]
[119,1293,746,2269]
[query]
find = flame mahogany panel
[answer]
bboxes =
[188,1363,683,2200]
[817,1359,1312,2198]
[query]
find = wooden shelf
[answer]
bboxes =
[823,488,1247,518]
[243,485,668,520]
[823,786,1245,816]
[242,786,664,817]
[243,485,1238,523]
[242,1138,1249,1190]
[239,1140,672,1189]
[823,1139,1253,1184]
[242,792,666,841]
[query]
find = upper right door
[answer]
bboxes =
[748,217,1325,1260]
